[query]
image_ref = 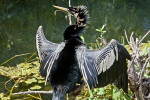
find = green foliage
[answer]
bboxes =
[0,60,47,99]
[80,36,85,43]
[87,24,107,50]
[30,85,41,90]
[87,84,130,100]
[125,42,150,78]
[140,46,148,56]
[95,24,107,39]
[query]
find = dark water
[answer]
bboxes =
[0,0,150,65]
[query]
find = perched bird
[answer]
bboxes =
[36,5,131,100]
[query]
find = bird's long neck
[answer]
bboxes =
[63,6,88,40]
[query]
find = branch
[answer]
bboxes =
[139,57,150,84]
[139,30,150,43]
[68,0,72,25]
[69,0,71,7]
[124,30,130,45]
[12,90,53,95]
[145,93,150,99]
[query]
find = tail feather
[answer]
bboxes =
[52,95,63,100]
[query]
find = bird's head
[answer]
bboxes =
[53,5,88,24]
[53,5,88,40]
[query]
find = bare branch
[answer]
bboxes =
[130,32,135,50]
[139,30,150,43]
[69,0,71,7]
[126,30,150,100]
[68,0,72,25]
[139,57,150,84]
[124,30,130,45]
[145,93,150,99]
[12,90,53,95]
[131,31,134,38]
[148,48,150,57]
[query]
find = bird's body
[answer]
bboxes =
[50,38,83,97]
[36,5,131,100]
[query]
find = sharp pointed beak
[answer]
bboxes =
[53,5,69,12]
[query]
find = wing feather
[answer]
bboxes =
[87,39,130,92]
[36,26,65,85]
[76,46,98,91]
[76,39,131,92]
[36,26,59,62]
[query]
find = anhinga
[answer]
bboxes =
[36,5,131,100]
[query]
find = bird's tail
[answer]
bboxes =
[52,93,63,100]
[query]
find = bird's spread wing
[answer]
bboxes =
[36,26,59,63]
[76,39,131,92]
[76,46,98,92]
[36,26,65,85]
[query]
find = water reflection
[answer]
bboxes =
[0,0,149,65]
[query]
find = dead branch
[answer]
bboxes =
[125,30,150,100]
[12,90,53,95]
[139,30,150,43]
[68,0,72,25]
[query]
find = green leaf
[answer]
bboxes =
[112,87,121,99]
[102,31,106,34]
[0,93,4,98]
[30,85,41,90]
[38,80,45,83]
[140,47,147,56]
[144,72,149,78]
[80,36,85,42]
[54,11,57,15]
[97,88,105,95]
[2,96,10,100]
[25,78,37,84]
[95,29,100,32]
[123,92,131,100]
[89,46,93,50]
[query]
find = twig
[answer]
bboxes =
[131,31,134,38]
[127,56,135,73]
[9,78,22,98]
[139,57,150,84]
[5,79,13,91]
[145,93,150,99]
[124,30,134,50]
[12,90,53,95]
[130,32,135,51]
[0,53,33,66]
[139,30,150,43]
[69,0,71,7]
[68,0,72,25]
[148,48,150,57]
[124,30,130,45]
[71,81,85,94]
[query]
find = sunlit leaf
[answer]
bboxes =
[95,29,100,32]
[140,46,147,56]
[30,85,41,90]
[97,88,106,95]
[80,36,85,42]
[0,93,4,98]
[25,78,37,84]
[112,87,121,99]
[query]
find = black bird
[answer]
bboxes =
[36,5,131,100]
